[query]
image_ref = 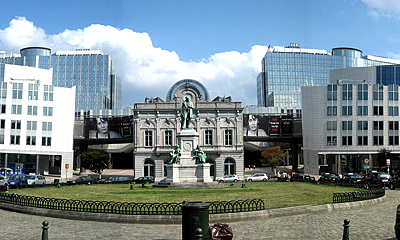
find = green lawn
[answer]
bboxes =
[8,182,363,210]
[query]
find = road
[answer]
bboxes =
[0,191,398,239]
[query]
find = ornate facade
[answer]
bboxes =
[133,79,244,181]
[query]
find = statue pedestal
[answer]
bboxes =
[164,129,213,184]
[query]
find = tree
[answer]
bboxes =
[81,150,110,179]
[261,146,287,175]
[377,147,391,169]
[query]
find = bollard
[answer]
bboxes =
[342,219,350,240]
[130,184,134,190]
[42,220,49,240]
[195,228,203,240]
[182,201,209,240]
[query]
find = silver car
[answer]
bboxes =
[217,175,240,183]
[0,175,8,190]
[26,175,46,187]
[246,173,269,182]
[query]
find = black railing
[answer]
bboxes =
[333,189,385,203]
[0,193,263,215]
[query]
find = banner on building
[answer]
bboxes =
[84,116,133,139]
[243,114,293,138]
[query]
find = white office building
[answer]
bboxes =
[0,64,75,179]
[302,79,400,176]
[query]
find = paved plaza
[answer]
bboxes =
[0,190,398,239]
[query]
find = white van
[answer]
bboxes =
[26,175,46,187]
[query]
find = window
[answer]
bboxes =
[373,136,384,146]
[11,120,21,130]
[27,106,38,115]
[145,131,153,147]
[373,121,384,130]
[43,85,54,101]
[43,107,53,116]
[342,121,352,131]
[373,106,383,115]
[389,106,399,116]
[327,106,337,116]
[357,106,368,115]
[1,104,5,114]
[357,121,368,130]
[327,136,337,146]
[342,106,352,116]
[11,105,22,115]
[27,121,37,130]
[389,121,399,131]
[0,134,3,144]
[357,136,368,145]
[41,137,51,146]
[342,84,353,100]
[164,130,172,146]
[205,130,213,145]
[0,119,4,129]
[10,135,20,145]
[28,83,38,100]
[342,136,352,146]
[389,85,398,101]
[389,136,399,145]
[327,84,337,101]
[26,136,36,146]
[357,84,368,100]
[224,130,233,146]
[12,83,23,99]
[42,122,52,131]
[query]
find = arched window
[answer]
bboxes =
[206,158,216,180]
[144,159,154,177]
[224,158,236,176]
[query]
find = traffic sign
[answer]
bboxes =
[364,159,369,164]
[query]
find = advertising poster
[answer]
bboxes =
[269,116,280,136]
[243,114,269,137]
[84,116,133,139]
[281,116,293,136]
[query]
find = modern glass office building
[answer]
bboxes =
[0,47,121,112]
[257,43,400,114]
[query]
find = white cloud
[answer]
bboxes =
[362,0,400,19]
[0,17,267,107]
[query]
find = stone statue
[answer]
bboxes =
[169,145,181,164]
[194,145,207,164]
[180,96,194,129]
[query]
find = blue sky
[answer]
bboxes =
[1,0,400,107]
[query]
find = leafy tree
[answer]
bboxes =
[377,147,391,168]
[261,146,287,175]
[81,150,110,179]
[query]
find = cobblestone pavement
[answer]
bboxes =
[0,190,398,240]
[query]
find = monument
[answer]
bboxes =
[154,96,216,188]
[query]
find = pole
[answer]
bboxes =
[342,219,350,240]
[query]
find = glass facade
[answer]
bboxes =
[257,44,398,110]
[0,47,121,112]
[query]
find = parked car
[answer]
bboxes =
[363,171,393,188]
[0,175,8,190]
[246,173,268,182]
[7,175,28,188]
[26,175,46,187]
[395,204,400,239]
[98,176,132,184]
[318,173,339,183]
[291,173,314,182]
[67,176,97,185]
[217,175,240,183]
[133,176,154,184]
[339,173,363,184]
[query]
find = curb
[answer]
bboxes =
[0,194,386,224]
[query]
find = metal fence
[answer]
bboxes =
[0,193,264,215]
[332,189,385,203]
